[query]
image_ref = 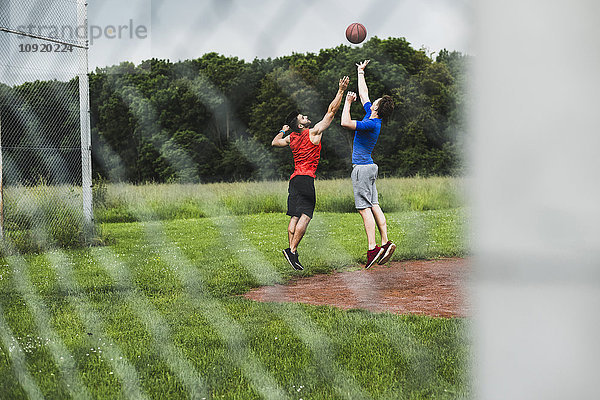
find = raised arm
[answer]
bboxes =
[271,125,291,147]
[341,91,358,130]
[356,59,370,105]
[309,76,350,144]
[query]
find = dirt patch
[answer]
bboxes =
[243,258,469,317]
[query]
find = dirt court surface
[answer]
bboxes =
[243,258,469,318]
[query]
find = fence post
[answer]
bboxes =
[78,1,93,235]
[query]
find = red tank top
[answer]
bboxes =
[289,129,321,179]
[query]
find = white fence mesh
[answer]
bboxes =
[0,0,92,249]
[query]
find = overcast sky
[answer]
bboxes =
[88,0,471,70]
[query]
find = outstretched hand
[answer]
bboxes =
[346,91,357,103]
[339,76,350,90]
[356,59,370,72]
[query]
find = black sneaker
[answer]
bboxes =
[282,248,303,270]
[293,252,304,271]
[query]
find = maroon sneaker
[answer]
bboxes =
[378,241,397,265]
[365,246,384,269]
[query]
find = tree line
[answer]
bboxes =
[0,37,469,184]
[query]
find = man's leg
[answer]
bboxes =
[283,216,304,270]
[372,204,396,264]
[290,213,311,253]
[371,204,388,244]
[288,216,299,248]
[353,165,385,268]
[358,207,377,250]
[358,207,384,268]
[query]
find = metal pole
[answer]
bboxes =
[0,0,7,241]
[77,1,93,231]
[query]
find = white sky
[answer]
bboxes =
[88,0,471,69]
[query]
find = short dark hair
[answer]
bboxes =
[377,96,395,120]
[286,110,300,130]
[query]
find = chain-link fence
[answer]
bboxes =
[0,0,92,251]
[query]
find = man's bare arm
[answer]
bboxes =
[356,59,370,105]
[310,76,350,143]
[271,125,291,147]
[341,91,358,130]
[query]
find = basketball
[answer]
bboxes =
[346,23,367,44]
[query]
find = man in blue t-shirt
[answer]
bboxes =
[341,59,396,269]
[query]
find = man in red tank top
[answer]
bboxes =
[271,76,349,270]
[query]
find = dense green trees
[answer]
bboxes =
[1,37,469,184]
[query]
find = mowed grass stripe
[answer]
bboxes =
[91,246,208,399]
[44,250,148,400]
[4,253,92,400]
[0,303,44,400]
[140,220,289,400]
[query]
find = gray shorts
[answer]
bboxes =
[351,163,379,209]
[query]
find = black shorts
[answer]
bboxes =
[287,175,316,219]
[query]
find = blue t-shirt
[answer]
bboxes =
[352,102,381,165]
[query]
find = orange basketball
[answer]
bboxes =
[346,23,367,44]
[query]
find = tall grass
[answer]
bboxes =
[95,177,464,223]
[1,184,92,253]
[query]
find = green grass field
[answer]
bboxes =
[0,178,471,399]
